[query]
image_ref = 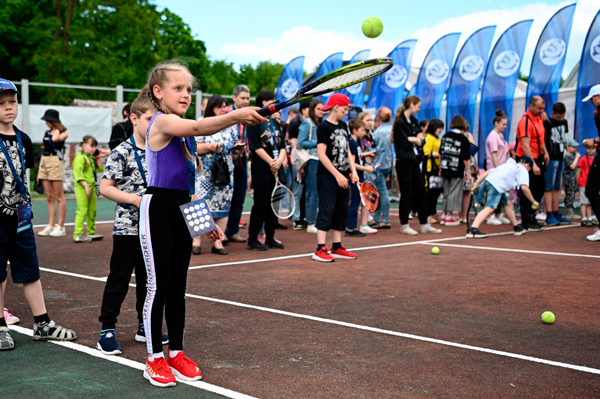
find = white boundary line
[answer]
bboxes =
[417,242,600,259]
[8,325,258,399]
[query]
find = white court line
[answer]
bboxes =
[417,242,600,259]
[8,325,257,399]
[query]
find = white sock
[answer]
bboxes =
[148,352,164,361]
[423,223,431,228]
[169,349,182,358]
[401,224,409,228]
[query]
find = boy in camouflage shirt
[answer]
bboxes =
[97,95,167,355]
[562,138,581,218]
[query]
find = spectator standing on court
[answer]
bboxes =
[392,95,441,235]
[581,84,600,241]
[482,110,510,226]
[288,100,310,230]
[224,84,252,244]
[370,107,393,229]
[562,138,581,219]
[422,118,444,225]
[577,140,597,227]
[312,94,359,262]
[246,91,286,251]
[440,115,471,227]
[0,78,77,351]
[198,96,208,120]
[37,109,68,238]
[515,96,549,232]
[297,99,324,234]
[543,102,572,226]
[194,95,242,255]
[97,95,168,355]
[109,103,134,150]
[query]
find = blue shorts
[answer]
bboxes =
[0,220,41,284]
[482,181,508,209]
[544,160,563,191]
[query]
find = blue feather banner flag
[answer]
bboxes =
[366,40,417,114]
[275,56,305,121]
[526,4,576,112]
[478,20,533,167]
[575,8,600,143]
[339,49,370,108]
[413,33,461,121]
[313,52,344,104]
[446,26,496,135]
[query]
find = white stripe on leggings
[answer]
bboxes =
[139,194,157,355]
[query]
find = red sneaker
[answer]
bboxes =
[167,351,203,381]
[330,245,357,260]
[312,246,335,262]
[144,356,176,387]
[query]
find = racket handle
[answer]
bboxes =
[257,103,279,117]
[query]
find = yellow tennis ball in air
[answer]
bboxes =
[431,246,440,255]
[541,311,555,324]
[362,17,384,39]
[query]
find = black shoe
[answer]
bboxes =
[274,223,288,230]
[192,246,201,255]
[300,220,308,227]
[524,223,543,232]
[246,239,268,251]
[211,247,228,255]
[266,238,284,249]
[513,225,525,236]
[345,228,366,237]
[292,221,304,230]
[466,227,488,238]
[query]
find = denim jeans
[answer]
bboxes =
[290,164,304,222]
[225,163,248,237]
[305,159,319,224]
[373,167,391,223]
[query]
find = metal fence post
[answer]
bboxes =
[195,91,203,120]
[116,85,124,122]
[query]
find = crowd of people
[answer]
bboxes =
[1,65,599,387]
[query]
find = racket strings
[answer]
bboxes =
[271,186,294,219]
[305,63,392,95]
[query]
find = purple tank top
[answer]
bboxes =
[145,112,193,191]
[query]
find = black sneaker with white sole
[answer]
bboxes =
[524,223,543,232]
[513,225,525,236]
[466,227,488,238]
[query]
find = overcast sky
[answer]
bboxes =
[153,0,598,77]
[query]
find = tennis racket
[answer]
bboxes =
[258,58,393,117]
[350,174,380,213]
[271,176,295,219]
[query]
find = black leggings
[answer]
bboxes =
[139,187,192,354]
[99,235,146,330]
[396,161,428,225]
[249,178,277,240]
[586,156,600,217]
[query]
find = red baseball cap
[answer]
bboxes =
[321,93,350,112]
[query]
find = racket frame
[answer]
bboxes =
[271,176,296,219]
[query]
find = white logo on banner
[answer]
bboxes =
[591,35,600,64]
[345,82,364,95]
[384,65,408,89]
[459,55,484,81]
[539,39,566,66]
[280,78,299,99]
[425,60,450,84]
[494,51,520,77]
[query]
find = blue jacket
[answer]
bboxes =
[372,122,394,170]
[297,118,318,158]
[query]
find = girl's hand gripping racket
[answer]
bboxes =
[258,58,393,117]
[271,176,295,219]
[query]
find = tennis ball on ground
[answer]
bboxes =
[532,204,538,210]
[431,246,440,255]
[541,311,555,324]
[362,17,384,39]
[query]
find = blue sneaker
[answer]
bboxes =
[545,215,559,226]
[556,215,572,225]
[97,330,123,355]
[135,325,169,345]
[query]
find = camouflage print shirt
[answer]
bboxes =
[102,139,147,235]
